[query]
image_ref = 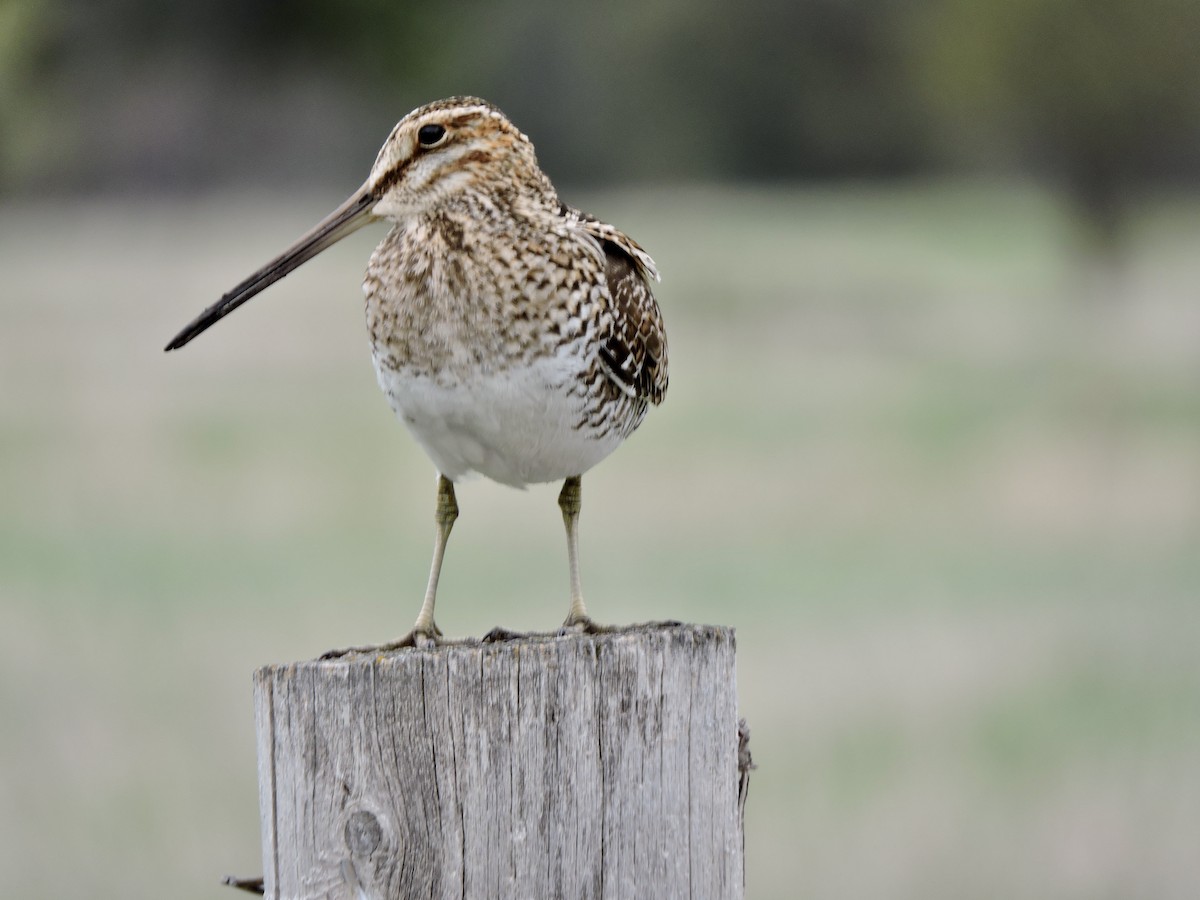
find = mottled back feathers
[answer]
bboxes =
[567,208,668,408]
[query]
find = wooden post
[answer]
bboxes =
[252,623,744,899]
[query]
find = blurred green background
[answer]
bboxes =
[2,1,1199,898]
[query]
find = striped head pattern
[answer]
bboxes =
[367,97,555,220]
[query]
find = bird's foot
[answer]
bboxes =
[379,624,442,651]
[557,614,614,636]
[482,625,528,643]
[318,623,442,659]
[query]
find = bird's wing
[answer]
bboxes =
[570,210,669,406]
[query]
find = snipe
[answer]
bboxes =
[166,96,668,645]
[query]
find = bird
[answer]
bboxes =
[165,96,668,646]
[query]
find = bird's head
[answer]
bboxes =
[164,97,547,351]
[366,97,548,219]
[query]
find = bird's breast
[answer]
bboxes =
[372,352,630,487]
[360,214,645,486]
[363,217,607,378]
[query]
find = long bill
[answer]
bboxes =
[164,185,379,351]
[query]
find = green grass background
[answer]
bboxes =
[2,184,1198,898]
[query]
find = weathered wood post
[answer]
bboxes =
[251,623,744,899]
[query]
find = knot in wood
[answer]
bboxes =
[344,810,383,856]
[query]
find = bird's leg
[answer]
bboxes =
[559,475,599,631]
[316,476,456,658]
[412,474,457,639]
[321,474,458,657]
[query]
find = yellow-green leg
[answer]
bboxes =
[559,475,592,628]
[318,475,456,658]
[412,474,457,638]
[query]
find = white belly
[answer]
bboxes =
[373,354,622,488]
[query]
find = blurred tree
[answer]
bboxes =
[0,0,65,189]
[911,0,1200,247]
[264,0,935,183]
[3,0,936,192]
[5,0,1200,197]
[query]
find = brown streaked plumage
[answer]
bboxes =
[165,96,668,645]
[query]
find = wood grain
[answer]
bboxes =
[253,623,743,899]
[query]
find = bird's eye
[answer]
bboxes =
[417,124,447,147]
